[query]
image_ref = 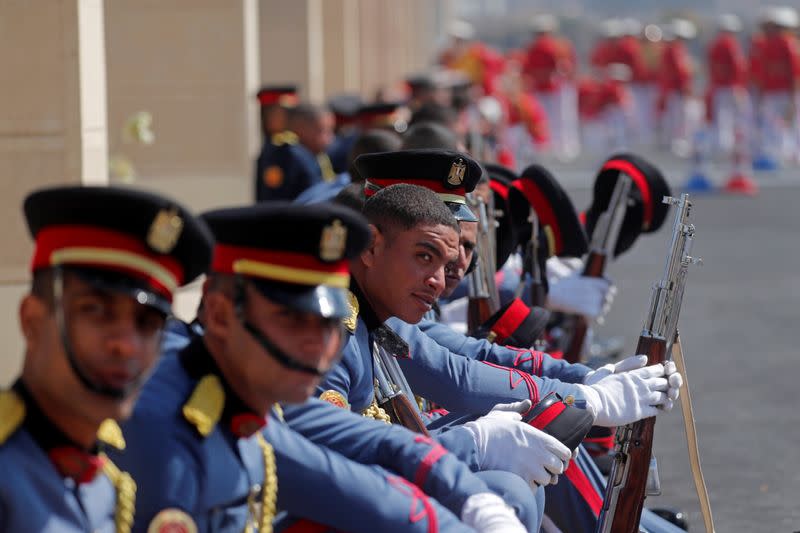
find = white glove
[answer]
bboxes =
[545,256,584,284]
[461,492,527,533]
[583,354,649,386]
[546,272,616,320]
[463,400,571,487]
[579,362,682,427]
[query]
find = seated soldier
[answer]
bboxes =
[112,202,527,532]
[0,186,212,532]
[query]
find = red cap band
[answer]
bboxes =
[32,225,184,299]
[511,179,563,254]
[600,159,653,230]
[490,298,530,343]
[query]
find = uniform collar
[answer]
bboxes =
[349,280,383,332]
[178,338,267,438]
[14,380,110,484]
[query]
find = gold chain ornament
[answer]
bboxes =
[101,455,137,533]
[245,433,278,533]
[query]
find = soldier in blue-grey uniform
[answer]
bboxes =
[0,185,212,532]
[112,201,527,532]
[357,155,685,533]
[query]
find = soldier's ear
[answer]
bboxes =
[361,224,384,268]
[19,293,47,346]
[202,291,235,339]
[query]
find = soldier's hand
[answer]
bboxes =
[463,401,572,487]
[580,363,680,426]
[582,354,648,386]
[547,273,616,320]
[461,492,527,533]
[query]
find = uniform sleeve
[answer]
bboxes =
[266,421,474,533]
[112,415,205,533]
[389,320,588,414]
[412,318,592,383]
[281,399,487,515]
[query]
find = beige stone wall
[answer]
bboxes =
[0,0,109,385]
[0,0,447,386]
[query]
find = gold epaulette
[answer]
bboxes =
[182,375,225,437]
[271,131,298,146]
[97,419,126,450]
[342,290,359,334]
[0,390,25,445]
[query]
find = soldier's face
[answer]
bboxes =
[363,223,459,323]
[21,274,165,423]
[241,287,343,404]
[443,221,478,297]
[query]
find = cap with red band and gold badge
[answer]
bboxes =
[201,202,371,319]
[355,149,483,223]
[256,85,299,108]
[584,153,672,258]
[24,186,213,315]
[508,164,588,258]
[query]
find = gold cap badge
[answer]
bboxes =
[147,207,183,254]
[320,219,347,262]
[447,157,467,187]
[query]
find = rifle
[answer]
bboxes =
[516,207,547,308]
[562,175,631,363]
[372,326,430,436]
[467,194,501,333]
[596,194,702,533]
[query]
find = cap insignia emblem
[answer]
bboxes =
[320,219,347,262]
[447,158,467,187]
[147,207,183,254]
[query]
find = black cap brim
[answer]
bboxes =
[71,267,172,316]
[250,279,350,319]
[448,202,478,222]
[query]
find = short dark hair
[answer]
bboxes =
[333,182,366,213]
[408,103,458,129]
[401,121,458,150]
[348,129,402,182]
[287,103,326,127]
[363,184,459,236]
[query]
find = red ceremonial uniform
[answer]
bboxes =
[615,35,649,83]
[708,33,748,88]
[500,92,550,145]
[748,33,767,92]
[760,32,800,93]
[523,35,574,92]
[590,38,616,71]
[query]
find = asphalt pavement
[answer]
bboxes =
[557,152,799,532]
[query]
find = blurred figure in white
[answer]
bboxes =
[756,6,800,165]
[521,14,580,160]
[705,14,751,159]
[657,19,698,157]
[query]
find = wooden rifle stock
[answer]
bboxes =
[380,394,431,436]
[563,251,608,363]
[467,297,494,334]
[596,335,667,533]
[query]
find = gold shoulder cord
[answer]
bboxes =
[101,455,136,533]
[245,433,278,533]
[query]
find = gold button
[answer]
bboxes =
[564,395,575,406]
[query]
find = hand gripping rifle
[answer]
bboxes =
[467,194,501,333]
[596,194,703,533]
[372,325,430,436]
[562,175,631,363]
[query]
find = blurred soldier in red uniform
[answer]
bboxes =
[438,20,505,97]
[590,19,622,73]
[706,14,751,157]
[757,7,800,164]
[496,60,550,169]
[522,14,580,160]
[615,19,655,144]
[657,19,697,156]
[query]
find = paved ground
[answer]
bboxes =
[557,154,800,532]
